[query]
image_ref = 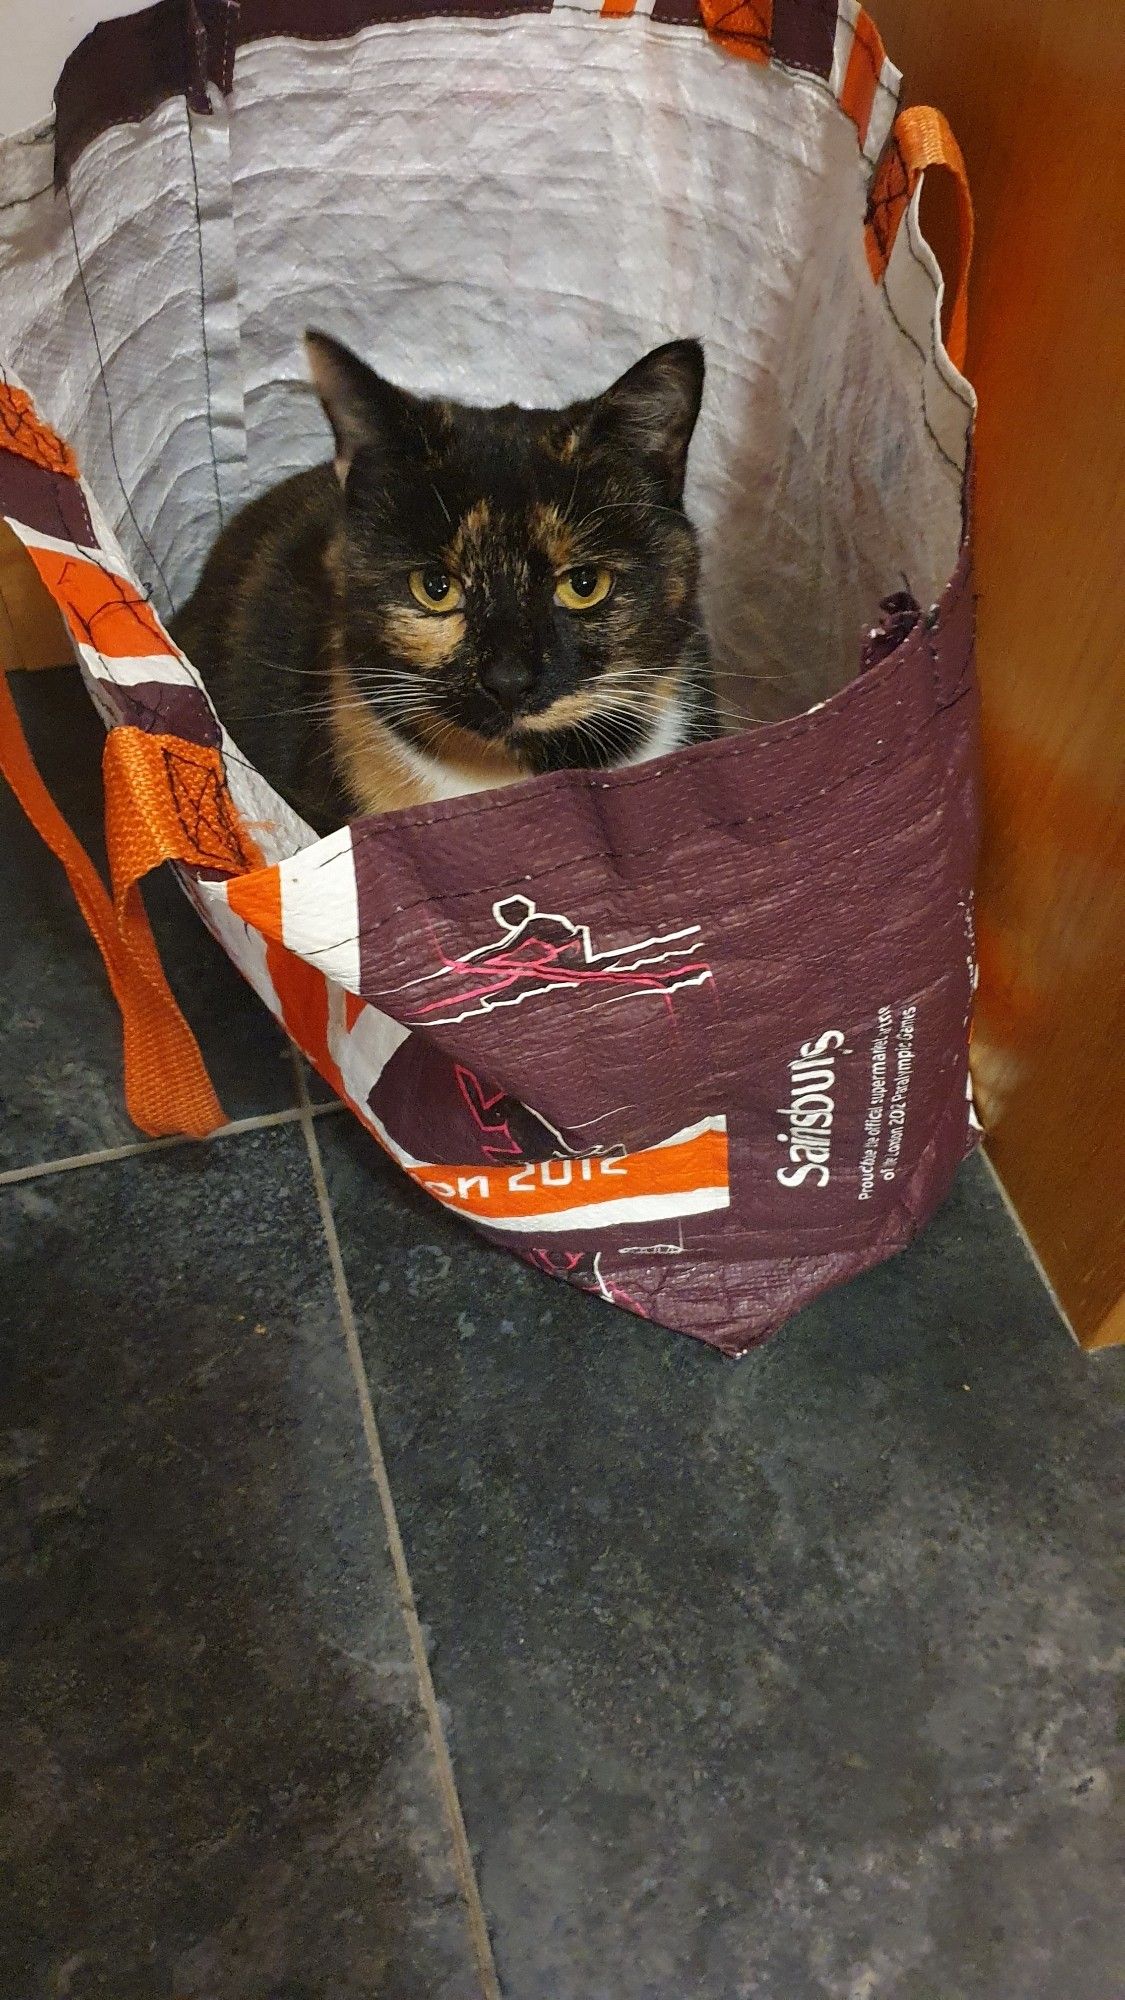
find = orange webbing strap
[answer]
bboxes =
[865,104,974,373]
[0,675,231,1139]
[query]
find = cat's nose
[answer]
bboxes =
[477,651,536,709]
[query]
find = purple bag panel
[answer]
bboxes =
[351,538,979,1354]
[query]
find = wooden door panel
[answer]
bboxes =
[875,0,1125,1344]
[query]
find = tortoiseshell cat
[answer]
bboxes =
[174,331,714,833]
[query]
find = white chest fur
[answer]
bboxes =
[399,693,692,806]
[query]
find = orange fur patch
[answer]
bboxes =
[382,605,466,671]
[327,650,525,811]
[449,499,492,567]
[638,665,688,730]
[542,425,579,464]
[513,687,637,737]
[416,718,525,781]
[529,502,575,571]
[326,656,430,812]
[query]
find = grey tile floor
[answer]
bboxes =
[2,670,1123,2000]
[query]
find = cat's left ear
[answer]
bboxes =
[305,329,423,486]
[586,339,705,504]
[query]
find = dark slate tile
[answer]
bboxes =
[0,668,294,1170]
[0,1126,486,2000]
[319,1122,1125,2000]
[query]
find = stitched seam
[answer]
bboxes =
[904,188,973,407]
[184,109,225,532]
[71,481,96,548]
[222,1,237,92]
[238,2,554,38]
[868,148,975,424]
[185,0,212,112]
[333,717,975,953]
[315,676,976,953]
[877,282,965,481]
[866,132,906,262]
[0,181,53,211]
[840,14,895,101]
[62,182,173,612]
[48,5,893,198]
[867,176,974,475]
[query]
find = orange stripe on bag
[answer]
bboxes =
[23,545,178,661]
[699,0,772,64]
[407,1126,730,1224]
[865,104,974,372]
[263,935,345,1101]
[0,385,79,478]
[226,861,283,940]
[226,863,348,1099]
[0,683,228,1138]
[840,9,886,150]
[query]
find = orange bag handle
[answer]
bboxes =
[0,671,229,1139]
[866,105,974,373]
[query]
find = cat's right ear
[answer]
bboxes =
[585,338,705,504]
[304,330,420,486]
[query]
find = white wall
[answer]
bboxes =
[0,1,151,136]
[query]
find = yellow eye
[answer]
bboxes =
[554,564,614,611]
[409,566,464,612]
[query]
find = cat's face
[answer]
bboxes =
[305,331,707,773]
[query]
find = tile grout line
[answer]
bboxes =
[0,1099,345,1188]
[292,1060,503,2000]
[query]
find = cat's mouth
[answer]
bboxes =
[394,696,531,765]
[403,686,646,760]
[427,697,572,753]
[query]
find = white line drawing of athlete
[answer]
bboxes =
[389,895,713,1027]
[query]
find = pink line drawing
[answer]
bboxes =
[389,895,712,1027]
[524,1246,649,1319]
[453,1065,525,1162]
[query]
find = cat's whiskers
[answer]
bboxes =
[685,689,768,731]
[229,652,337,681]
[232,687,430,727]
[595,672,674,718]
[593,664,762,735]
[572,713,635,770]
[415,715,463,762]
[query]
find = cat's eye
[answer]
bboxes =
[409,566,464,612]
[555,564,614,611]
